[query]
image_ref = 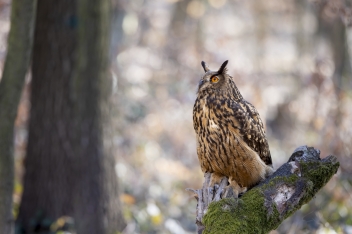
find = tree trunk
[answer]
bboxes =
[0,0,36,233]
[17,0,126,233]
[16,1,77,232]
[73,0,126,232]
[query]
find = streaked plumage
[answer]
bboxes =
[193,60,273,197]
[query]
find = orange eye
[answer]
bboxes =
[211,76,219,83]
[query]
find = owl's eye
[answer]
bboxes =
[211,76,219,83]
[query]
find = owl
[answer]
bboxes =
[193,60,274,197]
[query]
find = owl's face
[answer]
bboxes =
[197,60,229,93]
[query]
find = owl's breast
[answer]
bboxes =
[194,97,268,187]
[193,96,229,135]
[193,96,210,133]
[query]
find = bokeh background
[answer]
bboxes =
[1,0,351,233]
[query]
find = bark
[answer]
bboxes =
[0,0,36,233]
[17,0,126,233]
[73,0,126,232]
[188,146,339,234]
[16,1,77,232]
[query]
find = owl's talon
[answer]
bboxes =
[222,187,228,198]
[209,173,226,187]
[214,184,219,190]
[227,179,247,198]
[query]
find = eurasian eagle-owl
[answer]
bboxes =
[193,60,274,197]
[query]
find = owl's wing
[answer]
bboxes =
[228,99,272,166]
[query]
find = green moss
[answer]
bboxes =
[300,161,339,194]
[203,187,281,234]
[202,158,339,234]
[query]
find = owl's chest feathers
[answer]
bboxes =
[194,95,268,187]
[196,97,237,159]
[195,95,232,134]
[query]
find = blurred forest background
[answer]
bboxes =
[0,0,351,233]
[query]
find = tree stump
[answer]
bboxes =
[187,146,340,234]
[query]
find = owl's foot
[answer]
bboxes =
[209,173,226,187]
[224,179,247,198]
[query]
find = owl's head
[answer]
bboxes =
[197,60,230,93]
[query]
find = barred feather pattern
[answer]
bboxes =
[193,61,273,189]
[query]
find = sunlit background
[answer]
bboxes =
[1,0,352,233]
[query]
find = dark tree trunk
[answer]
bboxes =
[0,0,36,233]
[73,0,126,232]
[17,0,126,233]
[16,1,77,231]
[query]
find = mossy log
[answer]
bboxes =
[187,146,340,234]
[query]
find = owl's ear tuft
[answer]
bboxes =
[218,60,228,74]
[201,61,210,72]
